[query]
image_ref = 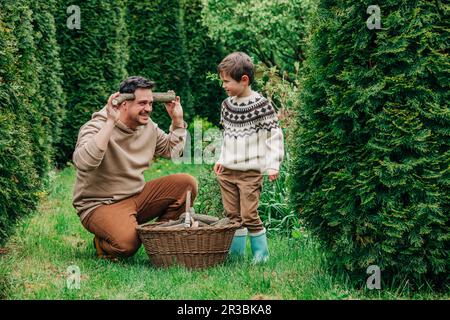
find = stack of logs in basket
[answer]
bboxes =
[157,190,231,229]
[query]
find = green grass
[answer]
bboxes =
[0,159,447,300]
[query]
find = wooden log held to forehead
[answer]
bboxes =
[112,91,176,106]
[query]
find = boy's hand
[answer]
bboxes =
[267,169,279,182]
[214,163,224,174]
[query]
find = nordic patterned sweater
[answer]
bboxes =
[217,91,284,172]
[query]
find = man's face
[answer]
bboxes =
[220,72,245,97]
[122,88,153,129]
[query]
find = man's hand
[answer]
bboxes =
[267,169,279,182]
[106,92,122,124]
[214,163,224,174]
[164,92,183,126]
[94,92,121,151]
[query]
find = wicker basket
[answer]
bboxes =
[136,221,241,269]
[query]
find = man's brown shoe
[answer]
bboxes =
[93,236,118,261]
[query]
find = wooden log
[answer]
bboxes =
[112,93,134,106]
[184,191,192,227]
[112,91,176,106]
[211,217,231,227]
[152,91,176,103]
[179,212,219,224]
[193,214,219,224]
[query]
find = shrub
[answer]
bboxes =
[127,0,190,131]
[259,162,299,236]
[55,0,129,164]
[290,0,449,286]
[202,0,314,82]
[3,0,52,180]
[29,0,65,167]
[181,0,225,125]
[194,166,224,217]
[0,1,43,242]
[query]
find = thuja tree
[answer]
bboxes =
[0,1,41,242]
[1,0,53,179]
[30,0,65,168]
[127,0,190,131]
[55,0,128,164]
[290,0,449,286]
[181,0,225,125]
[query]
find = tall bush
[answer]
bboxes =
[180,0,225,125]
[290,0,449,286]
[55,0,129,164]
[127,0,190,131]
[2,1,53,179]
[0,1,42,242]
[30,0,65,163]
[202,0,313,82]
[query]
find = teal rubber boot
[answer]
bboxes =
[229,228,247,257]
[249,228,269,264]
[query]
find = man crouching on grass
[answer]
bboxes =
[72,76,197,260]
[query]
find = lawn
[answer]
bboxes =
[0,159,447,300]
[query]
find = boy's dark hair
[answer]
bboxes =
[218,52,254,84]
[119,76,155,94]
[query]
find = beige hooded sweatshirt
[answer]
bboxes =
[72,107,187,222]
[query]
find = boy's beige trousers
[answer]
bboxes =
[216,168,264,233]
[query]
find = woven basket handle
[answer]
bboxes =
[183,190,195,227]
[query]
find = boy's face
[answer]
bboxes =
[220,72,249,97]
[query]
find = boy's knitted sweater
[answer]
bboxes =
[217,91,284,172]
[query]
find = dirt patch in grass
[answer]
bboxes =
[250,294,282,300]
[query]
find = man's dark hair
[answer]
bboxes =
[119,76,155,94]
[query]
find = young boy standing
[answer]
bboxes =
[214,52,284,263]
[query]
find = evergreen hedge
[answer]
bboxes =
[7,1,50,180]
[0,1,45,242]
[55,0,129,164]
[290,0,449,286]
[127,0,190,131]
[30,0,65,164]
[181,0,225,125]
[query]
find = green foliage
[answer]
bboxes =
[4,1,50,180]
[0,111,41,244]
[202,0,314,81]
[55,0,129,164]
[253,64,301,145]
[0,0,49,243]
[180,0,225,125]
[1,0,447,294]
[185,116,221,164]
[29,0,66,164]
[127,0,224,129]
[259,162,299,236]
[194,165,224,217]
[127,0,190,131]
[290,0,449,286]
